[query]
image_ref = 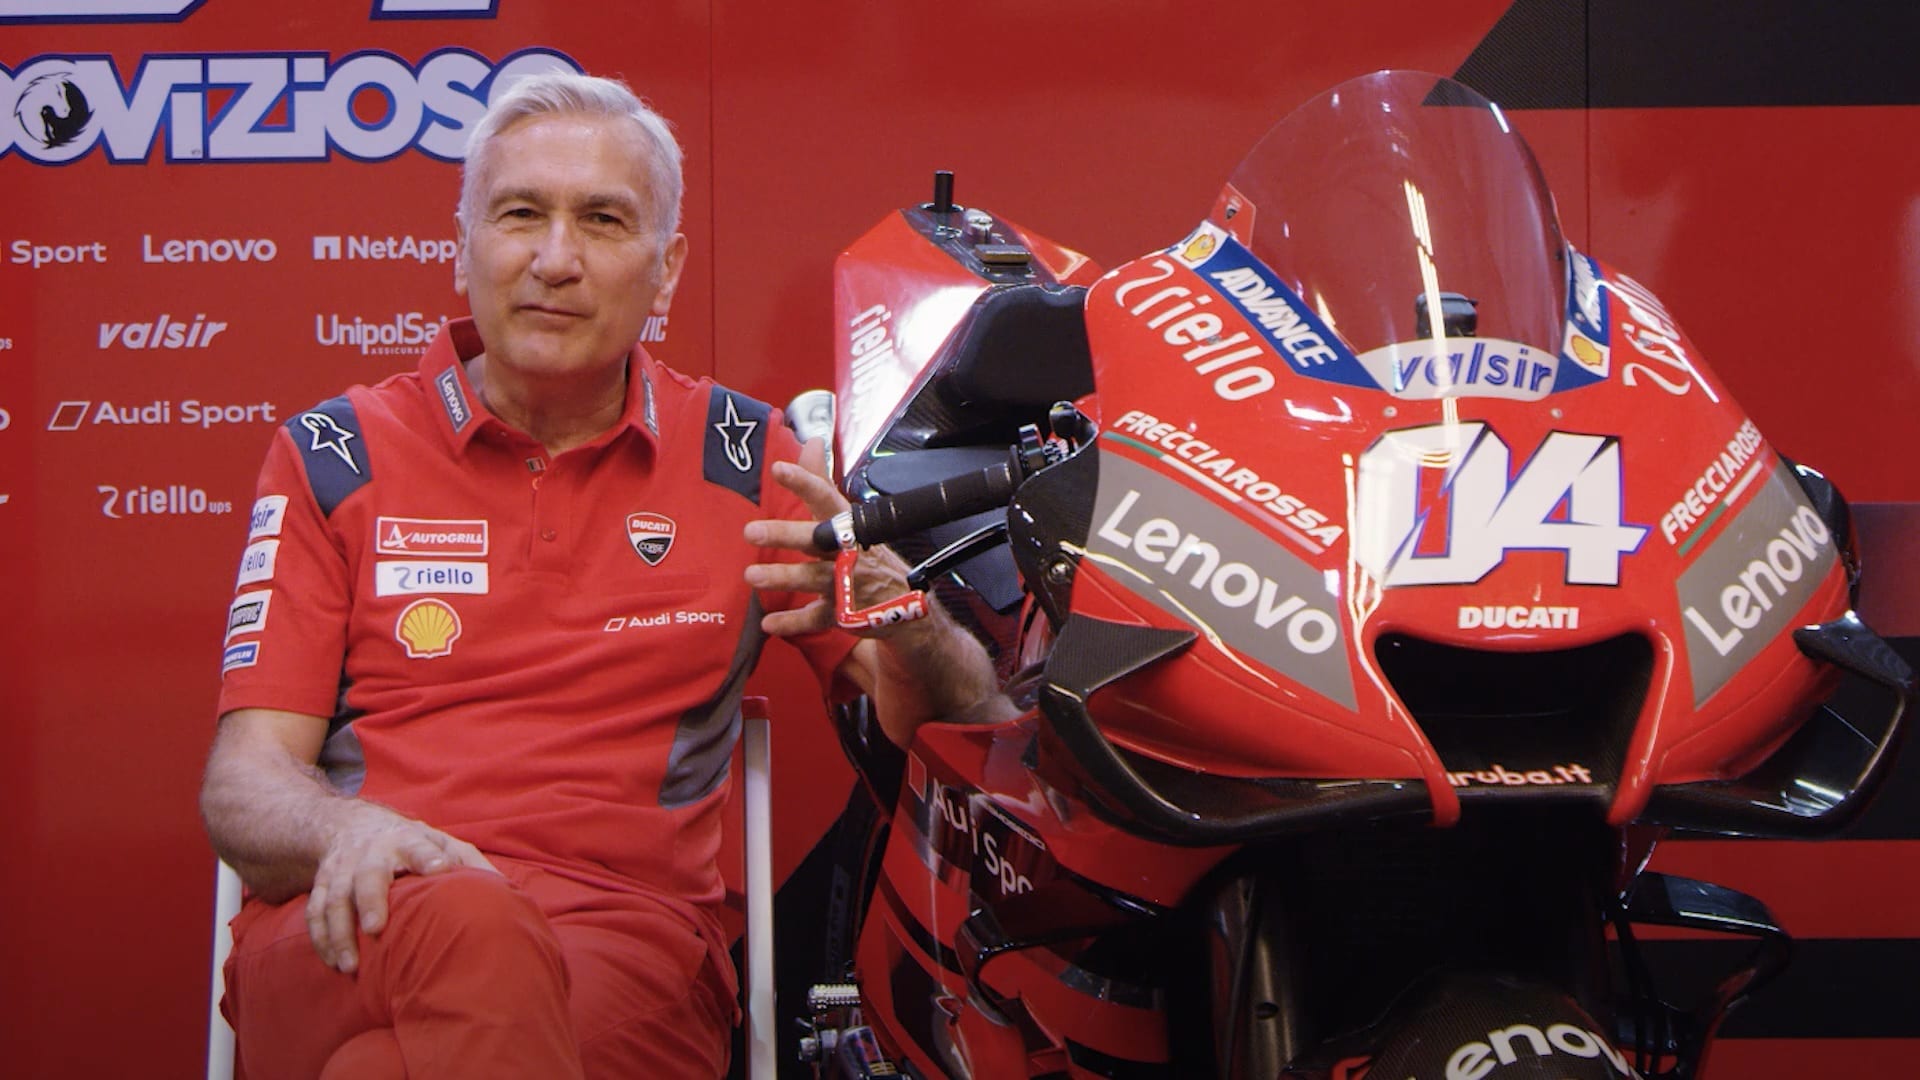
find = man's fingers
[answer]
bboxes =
[744,560,834,596]
[350,859,396,943]
[441,836,502,874]
[305,885,334,967]
[743,518,825,553]
[762,598,833,638]
[323,872,361,973]
[396,835,451,878]
[797,436,827,478]
[770,460,848,521]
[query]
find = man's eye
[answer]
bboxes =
[587,213,623,226]
[502,207,539,220]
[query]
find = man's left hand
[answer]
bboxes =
[742,439,929,641]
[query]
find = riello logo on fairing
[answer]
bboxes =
[3,47,579,164]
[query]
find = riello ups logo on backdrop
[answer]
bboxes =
[2,46,580,164]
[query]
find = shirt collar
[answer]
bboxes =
[418,317,661,454]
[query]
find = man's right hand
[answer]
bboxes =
[201,707,504,974]
[307,803,499,973]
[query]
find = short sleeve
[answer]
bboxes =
[214,429,353,720]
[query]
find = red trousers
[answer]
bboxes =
[222,859,733,1079]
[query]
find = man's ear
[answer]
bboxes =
[652,233,689,315]
[452,213,469,297]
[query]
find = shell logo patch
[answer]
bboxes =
[396,598,462,658]
[626,511,676,566]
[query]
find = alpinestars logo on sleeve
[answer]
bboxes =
[300,411,360,474]
[713,394,757,473]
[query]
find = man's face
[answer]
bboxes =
[455,112,686,382]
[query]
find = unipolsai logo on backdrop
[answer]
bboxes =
[1,45,581,164]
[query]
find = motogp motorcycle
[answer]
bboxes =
[793,71,1913,1079]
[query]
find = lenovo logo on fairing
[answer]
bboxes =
[1089,451,1355,708]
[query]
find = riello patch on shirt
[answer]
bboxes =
[395,598,462,658]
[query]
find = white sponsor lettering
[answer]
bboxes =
[1355,338,1558,402]
[1446,762,1594,787]
[9,238,107,266]
[235,539,279,587]
[1661,419,1765,544]
[1109,409,1343,546]
[1111,258,1275,400]
[375,516,488,556]
[374,0,494,13]
[226,591,271,641]
[97,482,233,518]
[97,313,228,349]
[1612,272,1714,401]
[930,785,1038,898]
[314,312,445,355]
[47,399,278,429]
[221,641,260,674]
[1097,488,1338,654]
[1208,265,1342,368]
[605,610,729,631]
[1356,423,1647,587]
[140,234,276,263]
[1446,1022,1634,1079]
[1,49,579,164]
[248,495,288,539]
[1458,605,1581,630]
[843,304,902,449]
[310,234,457,263]
[374,559,490,596]
[1681,504,1834,657]
[0,1,199,18]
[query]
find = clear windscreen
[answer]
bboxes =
[1216,71,1568,358]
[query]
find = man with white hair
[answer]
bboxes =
[200,71,1002,1078]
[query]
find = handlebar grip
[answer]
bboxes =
[847,460,1018,548]
[811,519,839,554]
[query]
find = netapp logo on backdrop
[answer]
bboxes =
[313,235,457,264]
[1,47,580,164]
[316,312,447,356]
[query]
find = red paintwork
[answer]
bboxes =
[4,3,1914,1077]
[830,72,1870,1076]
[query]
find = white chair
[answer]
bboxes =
[204,717,777,1080]
[207,861,242,1080]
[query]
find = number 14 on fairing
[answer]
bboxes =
[1355,422,1649,587]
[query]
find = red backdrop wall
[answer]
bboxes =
[3,2,1914,1076]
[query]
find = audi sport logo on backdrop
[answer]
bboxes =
[0,47,580,163]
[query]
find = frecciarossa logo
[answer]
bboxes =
[2,47,579,164]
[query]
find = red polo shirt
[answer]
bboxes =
[217,318,852,940]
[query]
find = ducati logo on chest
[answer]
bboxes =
[626,512,677,566]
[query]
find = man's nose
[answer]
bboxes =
[529,220,584,284]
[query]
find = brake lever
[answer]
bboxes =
[904,520,1010,593]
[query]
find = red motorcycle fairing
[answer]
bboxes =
[832,203,1100,486]
[815,70,1911,1080]
[1069,76,1850,830]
